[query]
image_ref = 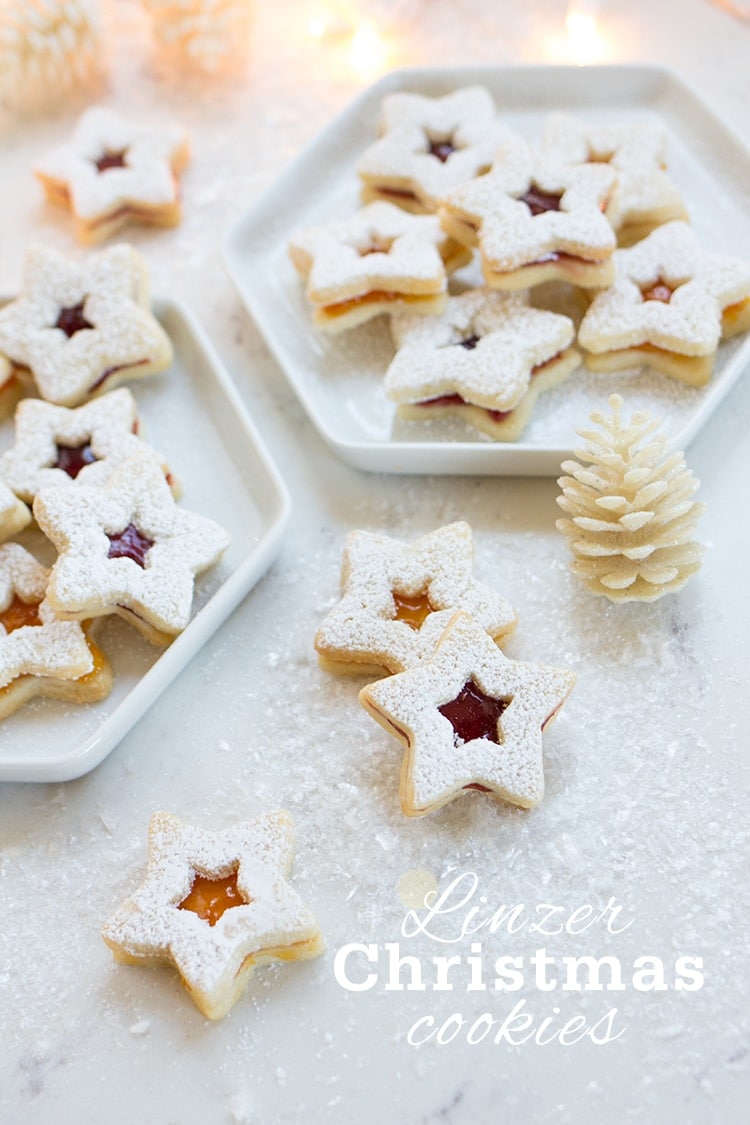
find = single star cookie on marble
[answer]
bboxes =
[0,388,176,503]
[357,86,516,214]
[578,221,750,386]
[288,200,470,333]
[0,543,112,720]
[33,453,230,645]
[439,136,616,290]
[540,112,688,243]
[34,105,190,244]
[359,610,575,817]
[385,289,580,441]
[0,244,173,407]
[102,810,324,1021]
[315,521,517,677]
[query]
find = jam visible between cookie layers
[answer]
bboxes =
[0,596,42,633]
[438,679,510,745]
[94,149,129,174]
[55,302,94,338]
[518,185,564,217]
[640,279,676,303]
[392,589,433,630]
[54,441,97,479]
[107,523,154,567]
[178,868,247,926]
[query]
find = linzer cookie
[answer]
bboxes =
[33,454,230,645]
[288,201,470,333]
[0,244,173,407]
[359,610,575,817]
[439,136,616,290]
[101,810,324,1021]
[1,388,176,504]
[357,86,515,215]
[0,543,112,720]
[578,221,750,386]
[540,112,688,244]
[34,105,190,244]
[386,289,580,441]
[0,481,31,543]
[315,521,517,677]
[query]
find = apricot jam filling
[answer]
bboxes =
[54,441,97,479]
[0,596,42,633]
[107,523,154,568]
[55,301,94,338]
[392,589,433,630]
[178,868,247,926]
[438,680,510,745]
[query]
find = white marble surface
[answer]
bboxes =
[1,1,750,1122]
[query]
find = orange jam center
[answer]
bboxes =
[641,279,675,303]
[0,596,42,633]
[392,589,433,630]
[178,869,246,926]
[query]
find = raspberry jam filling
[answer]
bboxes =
[456,334,480,350]
[416,394,511,423]
[107,523,154,567]
[178,868,247,926]
[94,149,129,173]
[0,596,42,633]
[428,137,457,163]
[55,302,94,338]
[518,185,564,216]
[438,679,510,745]
[54,441,97,479]
[392,589,433,630]
[640,279,676,303]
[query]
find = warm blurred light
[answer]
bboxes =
[564,0,605,63]
[347,20,389,78]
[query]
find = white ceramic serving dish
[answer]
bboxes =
[224,64,750,476]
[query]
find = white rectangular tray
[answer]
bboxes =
[224,64,750,476]
[0,298,290,782]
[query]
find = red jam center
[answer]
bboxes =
[54,441,97,479]
[428,138,456,163]
[641,279,675,303]
[518,185,563,216]
[107,523,154,568]
[456,334,480,350]
[392,589,433,630]
[55,302,94,338]
[178,869,246,926]
[95,149,129,173]
[438,679,511,745]
[0,596,42,633]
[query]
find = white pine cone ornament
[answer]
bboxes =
[556,394,705,602]
[0,0,103,113]
[142,0,253,74]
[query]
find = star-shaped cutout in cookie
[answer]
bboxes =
[578,221,750,386]
[385,289,580,439]
[541,112,688,241]
[288,201,470,332]
[359,611,575,816]
[357,86,516,213]
[102,810,324,1020]
[315,521,517,676]
[34,106,190,244]
[0,543,112,718]
[0,388,175,503]
[0,244,173,407]
[439,136,616,290]
[33,453,230,644]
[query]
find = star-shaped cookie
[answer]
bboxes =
[385,289,580,441]
[541,112,688,242]
[288,201,470,332]
[0,543,112,719]
[0,388,175,503]
[34,105,190,244]
[439,136,616,290]
[315,521,517,676]
[357,86,516,214]
[101,810,324,1021]
[359,611,575,817]
[33,453,230,645]
[0,244,173,407]
[578,221,750,385]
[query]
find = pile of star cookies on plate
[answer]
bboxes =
[0,241,230,721]
[289,86,750,441]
